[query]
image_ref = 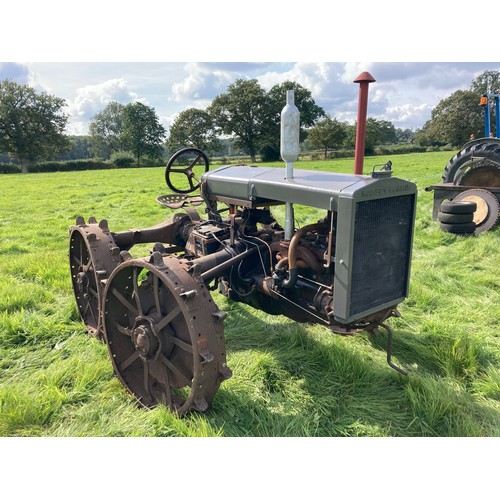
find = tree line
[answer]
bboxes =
[415,70,500,147]
[166,79,415,161]
[1,70,499,173]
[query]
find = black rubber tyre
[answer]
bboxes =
[439,222,476,234]
[437,212,474,224]
[440,200,477,214]
[442,139,500,184]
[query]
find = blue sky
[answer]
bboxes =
[2,61,499,136]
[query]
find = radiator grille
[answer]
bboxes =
[349,194,415,317]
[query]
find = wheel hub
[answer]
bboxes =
[132,319,160,360]
[76,271,88,294]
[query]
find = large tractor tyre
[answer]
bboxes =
[439,222,476,234]
[442,139,500,184]
[440,200,477,214]
[437,212,474,224]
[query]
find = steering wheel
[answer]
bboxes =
[165,148,209,194]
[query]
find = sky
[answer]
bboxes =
[2,61,499,137]
[2,2,500,140]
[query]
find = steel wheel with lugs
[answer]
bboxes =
[69,217,119,339]
[102,254,231,414]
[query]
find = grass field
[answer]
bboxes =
[0,151,499,437]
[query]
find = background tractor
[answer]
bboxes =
[427,93,500,235]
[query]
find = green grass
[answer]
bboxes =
[1,151,499,436]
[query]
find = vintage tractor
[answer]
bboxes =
[69,91,417,414]
[426,93,500,234]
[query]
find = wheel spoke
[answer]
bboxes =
[81,294,97,327]
[88,286,99,298]
[160,353,192,387]
[143,361,152,399]
[119,351,140,371]
[149,359,173,408]
[169,167,189,174]
[111,287,138,315]
[162,366,173,408]
[116,323,132,336]
[171,336,193,354]
[188,155,202,168]
[87,299,98,323]
[132,268,144,316]
[156,305,181,331]
[73,255,82,267]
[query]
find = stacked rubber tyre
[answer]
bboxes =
[438,200,477,235]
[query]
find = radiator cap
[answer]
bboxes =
[371,169,393,178]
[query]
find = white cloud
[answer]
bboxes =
[65,78,143,134]
[339,63,375,84]
[382,103,432,129]
[66,120,89,136]
[258,62,340,97]
[68,78,140,116]
[172,67,205,100]
[159,112,180,134]
[170,63,234,102]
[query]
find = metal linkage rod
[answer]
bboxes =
[378,322,407,375]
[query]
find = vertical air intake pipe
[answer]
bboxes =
[281,89,300,240]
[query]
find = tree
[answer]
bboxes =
[414,120,448,147]
[471,70,500,95]
[417,70,500,146]
[344,118,397,154]
[0,80,70,173]
[56,135,94,160]
[88,101,125,159]
[208,79,268,162]
[367,119,397,148]
[121,102,166,164]
[263,80,325,148]
[395,128,415,143]
[167,108,222,153]
[471,70,500,136]
[308,116,347,158]
[425,90,483,147]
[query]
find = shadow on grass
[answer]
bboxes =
[196,301,499,437]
